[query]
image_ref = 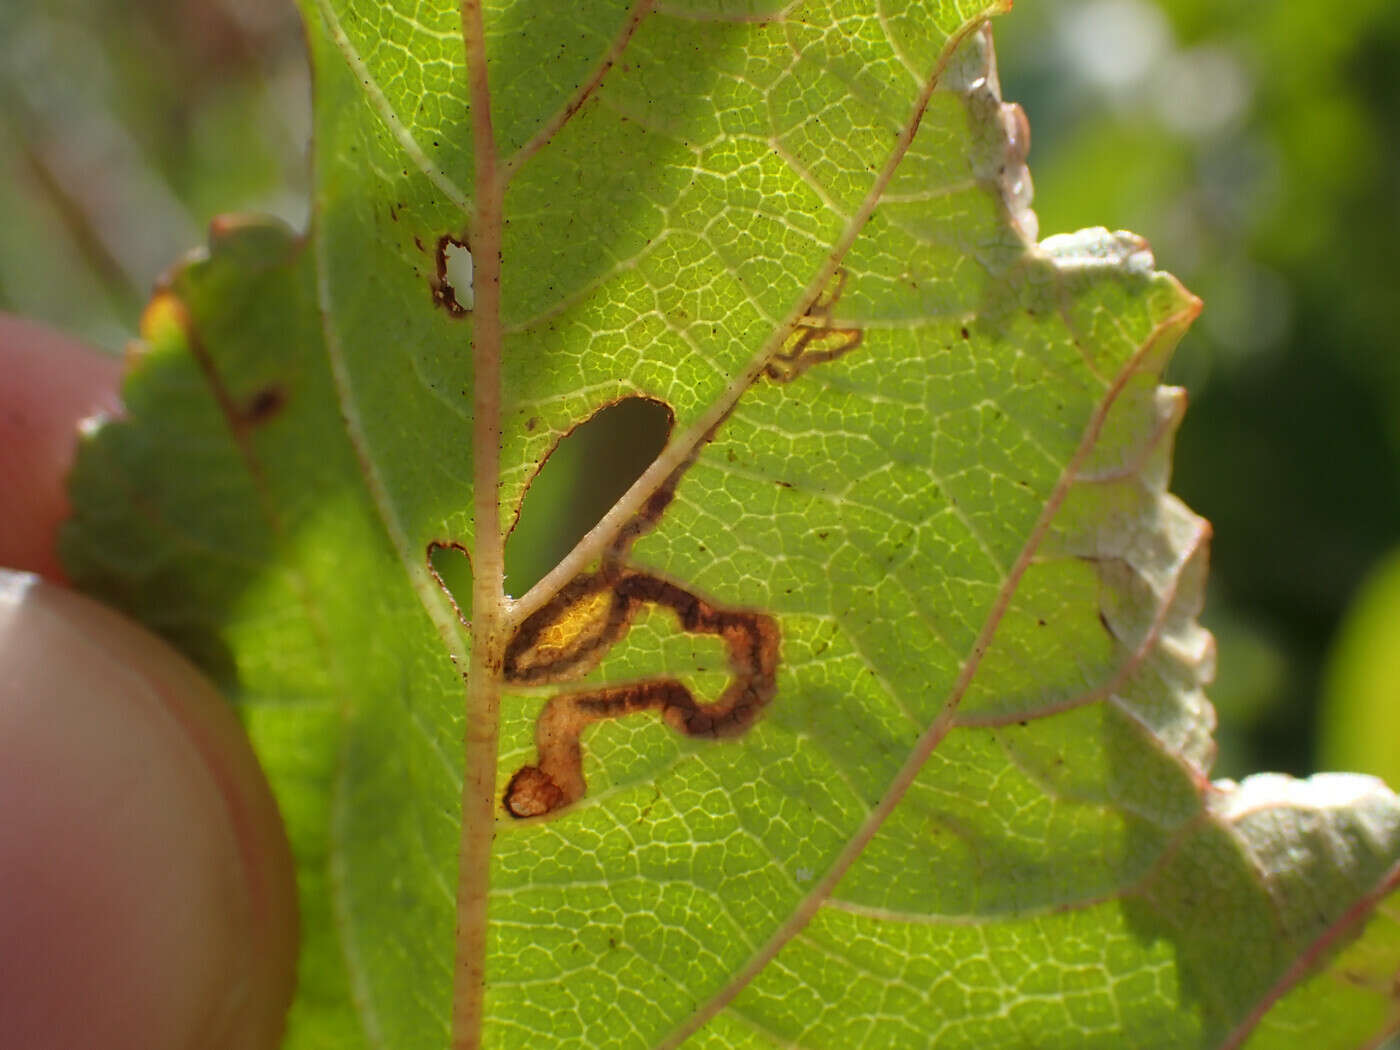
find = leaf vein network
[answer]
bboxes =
[724,1003,823,1050]
[501,0,658,183]
[314,0,472,213]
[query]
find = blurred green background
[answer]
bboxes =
[2,0,1396,787]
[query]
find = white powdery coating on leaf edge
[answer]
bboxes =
[1040,226,1157,275]
[1212,772,1400,883]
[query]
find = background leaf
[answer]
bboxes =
[59,1,1400,1047]
[1322,548,1400,789]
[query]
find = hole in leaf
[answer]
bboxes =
[428,542,472,624]
[430,233,473,315]
[505,397,673,595]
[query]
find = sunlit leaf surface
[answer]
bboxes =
[63,1,1400,1047]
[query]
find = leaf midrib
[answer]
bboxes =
[452,2,506,1047]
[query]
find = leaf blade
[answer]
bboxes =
[59,2,1400,1048]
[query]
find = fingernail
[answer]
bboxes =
[0,572,297,1050]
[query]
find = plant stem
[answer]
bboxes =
[451,1,504,1046]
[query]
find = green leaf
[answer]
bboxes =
[61,2,1400,1048]
[1322,546,1400,790]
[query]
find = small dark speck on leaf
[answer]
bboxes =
[1037,618,1046,627]
[960,326,970,339]
[245,386,286,424]
[526,416,539,431]
[1018,720,1028,727]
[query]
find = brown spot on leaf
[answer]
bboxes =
[243,385,286,424]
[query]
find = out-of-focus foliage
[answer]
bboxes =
[998,0,1400,780]
[4,0,1397,786]
[0,0,308,348]
[1322,546,1400,787]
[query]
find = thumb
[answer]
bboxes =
[0,571,297,1050]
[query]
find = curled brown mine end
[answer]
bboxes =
[503,766,568,819]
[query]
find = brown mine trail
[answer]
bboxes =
[502,564,779,818]
[499,267,862,819]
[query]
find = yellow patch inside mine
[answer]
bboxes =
[528,586,615,665]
